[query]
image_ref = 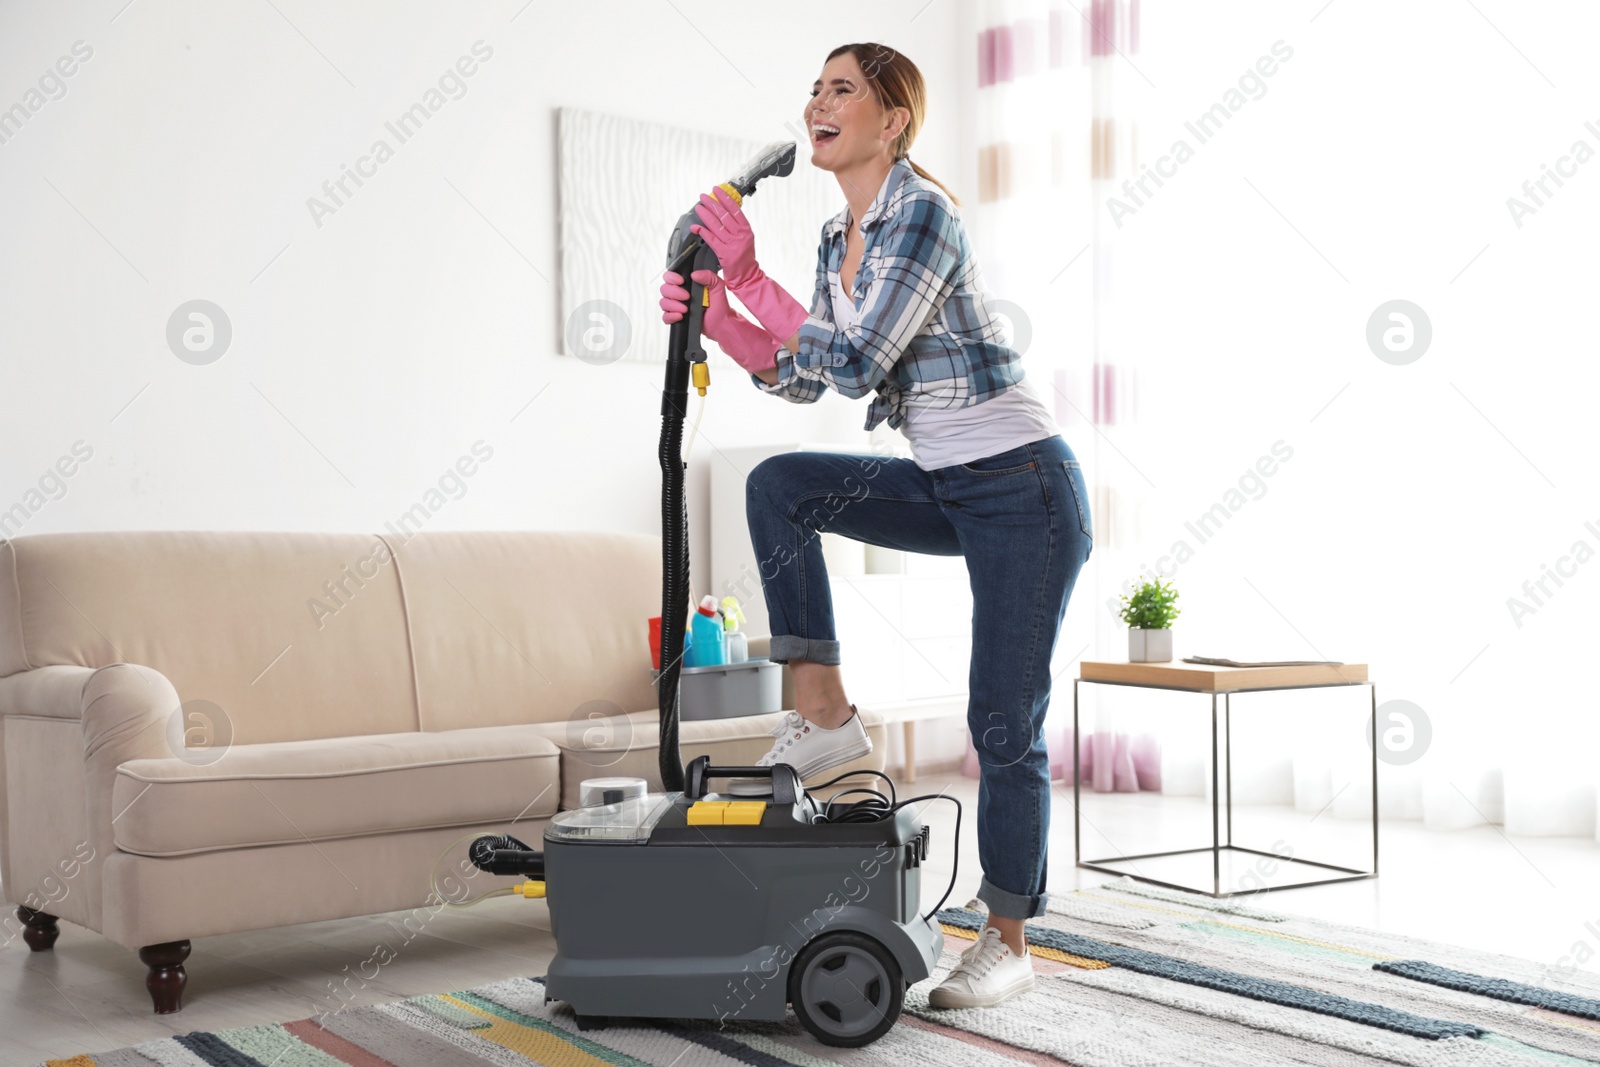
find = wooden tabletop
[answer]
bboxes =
[1079,660,1369,693]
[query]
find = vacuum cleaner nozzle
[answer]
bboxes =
[727,140,796,197]
[666,141,797,274]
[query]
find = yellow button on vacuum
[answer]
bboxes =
[686,800,729,825]
[723,801,766,825]
[686,800,766,826]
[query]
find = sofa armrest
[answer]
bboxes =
[0,664,101,719]
[80,663,181,772]
[0,663,178,932]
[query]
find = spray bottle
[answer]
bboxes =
[687,595,726,667]
[720,596,748,663]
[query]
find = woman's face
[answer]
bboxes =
[805,52,903,172]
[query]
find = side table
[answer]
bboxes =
[1073,660,1378,897]
[874,697,967,784]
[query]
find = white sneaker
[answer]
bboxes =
[725,706,872,796]
[927,926,1035,1009]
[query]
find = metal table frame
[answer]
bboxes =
[1072,675,1378,897]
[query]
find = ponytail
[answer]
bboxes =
[903,156,961,209]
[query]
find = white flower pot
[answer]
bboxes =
[1128,627,1173,663]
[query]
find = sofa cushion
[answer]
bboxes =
[530,706,889,809]
[110,726,560,857]
[0,531,421,743]
[391,531,662,732]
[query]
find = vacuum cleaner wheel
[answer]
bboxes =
[788,931,904,1047]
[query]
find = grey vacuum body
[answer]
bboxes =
[541,760,942,1045]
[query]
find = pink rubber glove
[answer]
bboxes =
[690,187,760,288]
[690,188,810,344]
[658,269,781,374]
[659,268,692,323]
[692,270,784,374]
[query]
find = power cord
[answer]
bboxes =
[681,388,706,463]
[899,794,961,922]
[803,768,962,924]
[809,767,898,818]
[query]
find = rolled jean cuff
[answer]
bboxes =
[977,875,1048,920]
[768,634,841,666]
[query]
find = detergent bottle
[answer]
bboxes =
[720,595,748,663]
[687,595,725,667]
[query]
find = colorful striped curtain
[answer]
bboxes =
[963,0,1158,793]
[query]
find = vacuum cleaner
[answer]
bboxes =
[468,142,958,1048]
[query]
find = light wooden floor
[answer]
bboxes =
[4,770,1597,1066]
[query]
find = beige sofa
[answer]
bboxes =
[0,530,885,1013]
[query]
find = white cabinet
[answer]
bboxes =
[708,441,973,705]
[708,442,867,639]
[833,573,972,703]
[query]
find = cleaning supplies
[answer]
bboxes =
[720,595,748,663]
[687,595,726,667]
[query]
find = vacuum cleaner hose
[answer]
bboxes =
[657,142,796,796]
[657,383,690,793]
[467,834,545,877]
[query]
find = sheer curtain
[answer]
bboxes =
[965,0,1600,844]
[963,0,1162,795]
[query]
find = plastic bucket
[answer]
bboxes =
[652,658,782,720]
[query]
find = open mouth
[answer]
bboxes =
[812,123,840,145]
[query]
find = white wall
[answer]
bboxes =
[0,1,965,604]
[1094,0,1600,835]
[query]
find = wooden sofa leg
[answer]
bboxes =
[16,907,60,951]
[139,940,191,1014]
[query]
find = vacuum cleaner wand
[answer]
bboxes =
[657,141,797,792]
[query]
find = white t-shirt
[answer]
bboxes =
[831,274,1058,472]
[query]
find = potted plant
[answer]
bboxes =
[1119,578,1181,662]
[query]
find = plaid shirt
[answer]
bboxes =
[749,157,1025,432]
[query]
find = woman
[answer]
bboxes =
[659,42,1092,1011]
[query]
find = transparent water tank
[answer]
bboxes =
[577,776,649,808]
[546,792,679,843]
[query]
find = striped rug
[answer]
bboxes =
[44,876,1600,1066]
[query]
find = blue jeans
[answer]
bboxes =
[744,435,1093,920]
